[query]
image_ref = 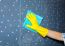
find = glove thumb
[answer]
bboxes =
[26,24,33,29]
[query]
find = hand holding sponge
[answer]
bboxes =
[23,10,48,37]
[26,11,48,37]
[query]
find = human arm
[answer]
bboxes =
[47,29,63,41]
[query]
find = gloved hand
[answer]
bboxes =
[26,12,48,37]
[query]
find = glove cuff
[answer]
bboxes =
[36,26,48,37]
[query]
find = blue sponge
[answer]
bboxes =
[23,10,43,32]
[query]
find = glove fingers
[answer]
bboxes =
[30,13,36,20]
[26,12,38,25]
[26,15,31,22]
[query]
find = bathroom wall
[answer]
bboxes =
[0,0,65,46]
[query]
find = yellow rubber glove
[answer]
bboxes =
[26,12,48,37]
